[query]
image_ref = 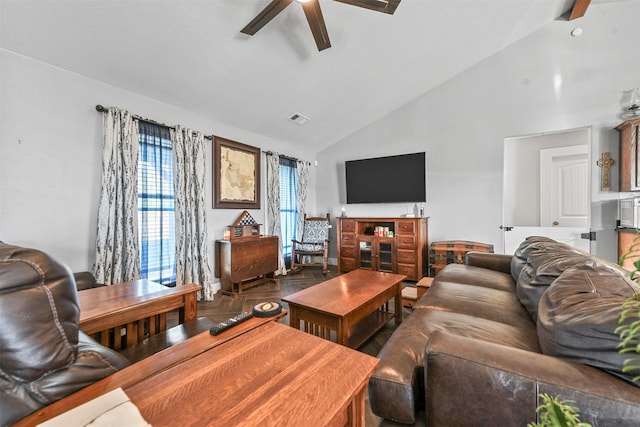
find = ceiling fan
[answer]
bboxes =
[240,0,401,51]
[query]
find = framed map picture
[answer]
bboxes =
[213,137,260,209]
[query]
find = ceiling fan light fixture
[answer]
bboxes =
[240,0,401,50]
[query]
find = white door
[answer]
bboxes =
[502,128,591,255]
[539,145,589,228]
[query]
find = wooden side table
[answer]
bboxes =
[401,276,433,308]
[78,280,201,350]
[215,235,278,294]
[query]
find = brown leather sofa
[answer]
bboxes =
[0,242,130,426]
[369,236,640,426]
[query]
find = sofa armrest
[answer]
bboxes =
[424,331,640,426]
[464,251,512,274]
[73,271,105,291]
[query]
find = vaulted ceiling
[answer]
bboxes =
[1,0,593,150]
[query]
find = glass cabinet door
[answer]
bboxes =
[359,240,372,269]
[378,241,394,272]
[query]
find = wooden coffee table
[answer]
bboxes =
[282,269,405,348]
[17,321,378,427]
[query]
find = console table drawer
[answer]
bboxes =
[341,233,355,246]
[397,263,417,279]
[396,221,416,234]
[340,257,357,271]
[397,235,416,249]
[397,249,416,264]
[340,219,356,232]
[341,246,356,257]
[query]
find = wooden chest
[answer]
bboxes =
[429,240,494,276]
[215,236,278,294]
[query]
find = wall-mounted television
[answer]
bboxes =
[345,152,426,204]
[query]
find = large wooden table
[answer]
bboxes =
[16,319,379,427]
[78,280,202,350]
[282,269,405,348]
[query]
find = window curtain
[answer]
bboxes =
[266,151,287,275]
[295,160,310,240]
[172,127,214,300]
[93,107,141,285]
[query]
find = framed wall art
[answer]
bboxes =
[213,136,260,209]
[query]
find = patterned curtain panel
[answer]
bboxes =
[295,160,310,239]
[93,107,141,285]
[172,127,214,300]
[266,152,287,275]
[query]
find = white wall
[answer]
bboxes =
[2,1,638,275]
[317,1,639,261]
[0,51,315,285]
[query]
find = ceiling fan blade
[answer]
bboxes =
[334,0,401,15]
[241,0,294,35]
[569,0,591,20]
[301,0,331,51]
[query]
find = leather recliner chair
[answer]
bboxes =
[0,242,130,426]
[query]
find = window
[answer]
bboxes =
[138,121,176,286]
[279,157,298,265]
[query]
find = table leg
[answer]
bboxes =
[337,319,349,346]
[394,283,402,326]
[288,306,300,330]
[182,291,198,323]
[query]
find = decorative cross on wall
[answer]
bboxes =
[597,152,615,191]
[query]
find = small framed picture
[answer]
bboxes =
[213,137,260,209]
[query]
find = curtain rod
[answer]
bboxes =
[263,150,311,166]
[95,105,212,140]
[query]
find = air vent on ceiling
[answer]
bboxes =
[288,113,310,125]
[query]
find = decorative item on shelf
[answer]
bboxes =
[596,152,615,191]
[341,207,347,217]
[225,210,261,239]
[373,226,391,237]
[623,87,640,119]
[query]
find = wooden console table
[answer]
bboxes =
[17,321,378,427]
[215,235,278,294]
[337,217,428,281]
[78,280,201,351]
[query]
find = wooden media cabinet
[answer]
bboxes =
[337,216,428,281]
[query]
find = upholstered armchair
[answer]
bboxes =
[291,213,331,274]
[0,242,130,425]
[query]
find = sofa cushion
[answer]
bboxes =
[537,262,640,381]
[369,308,541,424]
[517,247,590,322]
[510,236,557,282]
[429,263,515,293]
[416,281,533,328]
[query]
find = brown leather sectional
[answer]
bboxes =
[369,236,640,426]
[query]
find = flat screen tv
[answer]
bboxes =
[345,152,426,204]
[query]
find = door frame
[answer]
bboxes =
[502,126,592,254]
